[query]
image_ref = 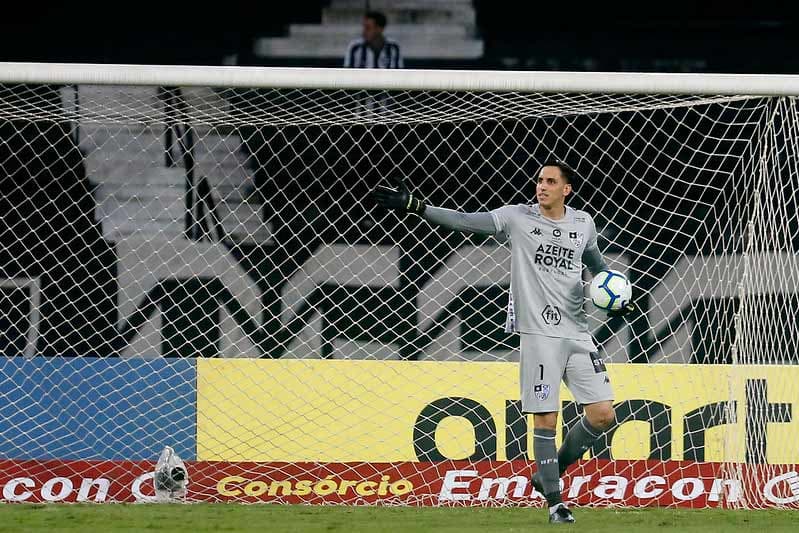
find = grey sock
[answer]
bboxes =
[533,428,561,507]
[558,416,602,474]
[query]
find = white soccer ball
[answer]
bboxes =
[589,270,632,311]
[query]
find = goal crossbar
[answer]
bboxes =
[3,62,799,95]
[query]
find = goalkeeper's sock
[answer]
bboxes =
[558,416,602,475]
[533,428,562,507]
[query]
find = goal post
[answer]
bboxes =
[0,62,798,508]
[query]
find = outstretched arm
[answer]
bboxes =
[372,181,497,236]
[423,206,496,235]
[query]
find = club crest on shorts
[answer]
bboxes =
[569,231,584,247]
[534,384,551,401]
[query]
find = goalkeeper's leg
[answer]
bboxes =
[532,413,576,523]
[530,402,613,521]
[557,341,616,474]
[557,401,614,474]
[520,334,572,519]
[531,339,615,502]
[532,412,563,507]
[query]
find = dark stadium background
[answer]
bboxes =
[0,1,797,365]
[0,2,795,73]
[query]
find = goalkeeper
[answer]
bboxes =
[373,161,634,524]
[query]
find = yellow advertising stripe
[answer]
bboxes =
[196,359,799,464]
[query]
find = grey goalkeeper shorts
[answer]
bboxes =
[519,333,614,414]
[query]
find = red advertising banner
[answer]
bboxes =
[2,459,798,508]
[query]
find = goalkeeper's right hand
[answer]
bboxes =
[372,178,426,215]
[607,301,636,318]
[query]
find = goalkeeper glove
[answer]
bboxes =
[372,178,426,215]
[607,301,636,318]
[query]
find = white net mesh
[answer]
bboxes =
[0,74,798,507]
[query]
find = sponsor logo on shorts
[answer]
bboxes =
[541,305,562,325]
[589,352,607,373]
[534,384,551,401]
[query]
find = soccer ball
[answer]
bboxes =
[589,270,632,311]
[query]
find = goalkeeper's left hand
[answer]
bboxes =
[372,178,426,215]
[607,301,636,318]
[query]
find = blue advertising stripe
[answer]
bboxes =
[0,357,196,461]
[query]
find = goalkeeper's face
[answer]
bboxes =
[536,166,572,210]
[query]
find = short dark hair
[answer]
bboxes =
[365,10,387,28]
[541,159,579,191]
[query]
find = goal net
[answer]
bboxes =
[0,64,798,508]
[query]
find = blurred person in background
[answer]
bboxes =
[344,10,403,68]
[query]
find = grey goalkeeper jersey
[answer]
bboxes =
[491,204,607,339]
[422,203,607,341]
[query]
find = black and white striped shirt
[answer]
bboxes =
[344,38,404,69]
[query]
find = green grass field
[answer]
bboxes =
[1,504,798,532]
